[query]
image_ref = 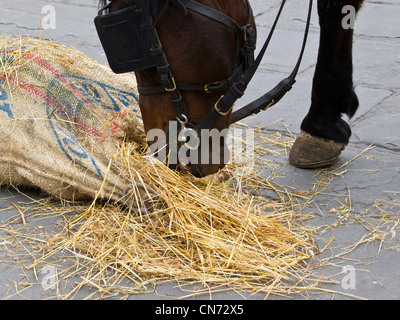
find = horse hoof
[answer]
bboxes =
[289,131,347,169]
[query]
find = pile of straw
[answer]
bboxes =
[1,36,320,298]
[33,133,319,299]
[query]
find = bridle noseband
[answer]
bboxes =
[95,0,312,134]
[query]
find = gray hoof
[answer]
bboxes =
[289,131,346,169]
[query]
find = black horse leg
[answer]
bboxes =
[290,0,364,168]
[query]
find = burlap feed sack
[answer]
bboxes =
[0,37,145,204]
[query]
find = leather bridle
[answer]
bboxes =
[95,0,313,134]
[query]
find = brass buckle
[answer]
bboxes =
[204,81,221,94]
[214,95,232,117]
[263,99,275,111]
[164,76,177,92]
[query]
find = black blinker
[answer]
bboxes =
[94,5,160,74]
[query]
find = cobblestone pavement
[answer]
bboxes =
[0,0,399,299]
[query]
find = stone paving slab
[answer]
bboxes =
[0,0,399,300]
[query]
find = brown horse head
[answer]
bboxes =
[98,0,255,177]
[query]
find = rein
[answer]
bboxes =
[95,0,313,132]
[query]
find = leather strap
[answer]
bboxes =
[137,0,254,101]
[195,0,313,130]
[230,0,313,124]
[137,61,246,95]
[133,0,313,132]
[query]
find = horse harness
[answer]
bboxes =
[95,0,313,133]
